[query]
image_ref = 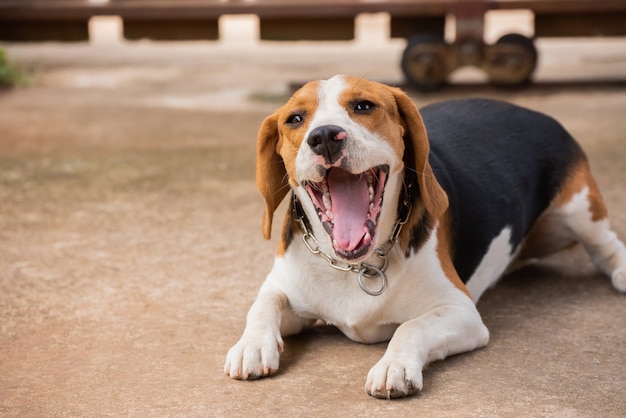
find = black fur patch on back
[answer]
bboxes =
[419,98,585,283]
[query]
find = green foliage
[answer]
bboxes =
[0,48,24,87]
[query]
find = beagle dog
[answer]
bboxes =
[224,75,626,399]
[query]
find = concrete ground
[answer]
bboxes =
[1,13,625,417]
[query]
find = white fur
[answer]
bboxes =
[295,75,399,185]
[225,76,489,398]
[224,75,626,399]
[466,226,515,302]
[556,187,626,291]
[294,75,405,261]
[225,223,490,397]
[465,188,626,302]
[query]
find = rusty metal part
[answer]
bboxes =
[401,31,537,90]
[452,0,487,41]
[389,16,445,39]
[0,0,622,87]
[124,19,219,41]
[2,0,626,42]
[260,17,355,41]
[535,13,626,37]
[484,34,537,85]
[401,33,450,91]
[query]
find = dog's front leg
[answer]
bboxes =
[224,280,313,380]
[365,302,489,399]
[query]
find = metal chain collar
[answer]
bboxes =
[292,192,411,296]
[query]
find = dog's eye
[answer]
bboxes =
[286,114,304,125]
[354,100,376,113]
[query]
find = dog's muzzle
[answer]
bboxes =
[303,165,389,260]
[307,125,347,166]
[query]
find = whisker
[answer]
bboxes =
[272,182,291,198]
[308,181,324,193]
[371,168,381,184]
[354,73,371,88]
[405,166,435,179]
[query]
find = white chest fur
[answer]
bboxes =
[266,225,470,343]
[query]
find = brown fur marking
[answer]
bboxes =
[554,161,608,221]
[436,215,471,297]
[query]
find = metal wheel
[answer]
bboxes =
[486,33,537,86]
[401,32,449,91]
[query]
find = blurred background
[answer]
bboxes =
[1,1,625,416]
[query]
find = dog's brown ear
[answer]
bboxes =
[256,112,289,240]
[391,88,449,245]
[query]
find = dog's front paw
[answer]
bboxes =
[224,331,284,380]
[365,354,423,399]
[612,267,626,292]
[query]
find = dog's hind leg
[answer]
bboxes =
[550,163,626,292]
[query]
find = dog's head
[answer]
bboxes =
[257,75,447,261]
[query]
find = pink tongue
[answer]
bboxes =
[327,169,369,252]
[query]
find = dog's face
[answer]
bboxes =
[257,75,448,262]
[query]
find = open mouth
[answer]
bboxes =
[304,165,388,260]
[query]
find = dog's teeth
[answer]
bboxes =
[326,210,333,220]
[369,202,374,212]
[368,186,375,202]
[363,232,371,245]
[323,192,332,209]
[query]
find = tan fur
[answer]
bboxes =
[554,161,608,221]
[228,75,626,399]
[256,77,449,251]
[387,87,449,252]
[337,81,406,158]
[516,161,610,263]
[256,113,286,240]
[256,82,319,240]
[436,216,472,297]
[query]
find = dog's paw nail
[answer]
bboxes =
[388,388,406,399]
[230,372,241,380]
[368,385,388,399]
[406,379,414,391]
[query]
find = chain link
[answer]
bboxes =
[293,193,411,296]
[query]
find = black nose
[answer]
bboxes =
[307,125,346,164]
